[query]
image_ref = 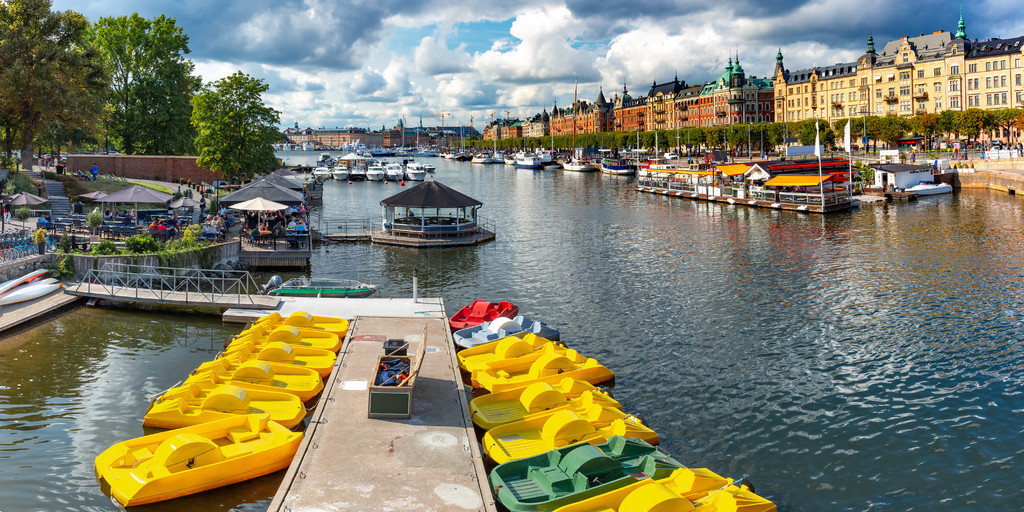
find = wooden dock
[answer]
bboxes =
[267,303,495,512]
[0,289,82,336]
[64,282,280,309]
[322,232,372,241]
[636,186,856,213]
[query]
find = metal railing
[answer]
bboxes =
[79,262,264,306]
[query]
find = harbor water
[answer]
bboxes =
[1,151,1023,511]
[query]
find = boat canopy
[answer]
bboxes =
[764,175,833,187]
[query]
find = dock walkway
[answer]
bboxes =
[65,282,280,309]
[264,299,495,512]
[0,290,81,336]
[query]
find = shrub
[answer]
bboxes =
[176,224,203,248]
[124,234,163,253]
[207,197,220,213]
[86,210,104,228]
[15,206,30,221]
[91,239,118,256]
[57,235,72,253]
[33,228,47,245]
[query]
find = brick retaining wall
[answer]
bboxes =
[64,155,222,184]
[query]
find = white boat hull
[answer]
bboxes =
[366,171,385,181]
[0,281,60,305]
[405,170,426,181]
[907,183,953,195]
[331,169,349,180]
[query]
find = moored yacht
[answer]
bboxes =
[330,166,349,180]
[384,162,405,181]
[404,163,427,181]
[366,161,385,181]
[515,153,543,169]
[562,158,597,172]
[312,166,332,180]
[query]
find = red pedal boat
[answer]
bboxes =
[449,300,519,331]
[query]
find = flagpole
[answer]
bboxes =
[815,121,824,208]
[845,120,853,204]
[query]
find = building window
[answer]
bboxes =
[1002,92,1008,104]
[935,82,942,92]
[917,70,925,78]
[934,67,941,76]
[1017,58,1021,67]
[969,63,977,73]
[861,77,868,86]
[876,89,882,98]
[1001,60,1006,69]
[1001,76,1007,87]
[986,77,992,88]
[951,96,961,108]
[900,71,911,80]
[849,79,855,87]
[900,86,911,95]
[986,62,992,71]
[951,65,960,75]
[935,98,942,109]
[902,52,909,63]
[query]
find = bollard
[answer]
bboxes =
[412,268,418,303]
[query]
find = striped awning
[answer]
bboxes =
[764,175,833,187]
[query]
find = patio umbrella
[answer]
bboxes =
[169,196,200,208]
[220,180,303,206]
[5,192,48,205]
[97,185,173,204]
[229,197,288,211]
[79,191,108,200]
[97,185,173,225]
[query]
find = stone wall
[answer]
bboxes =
[0,254,54,283]
[65,240,239,279]
[937,170,1024,194]
[64,155,222,184]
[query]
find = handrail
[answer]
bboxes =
[79,262,264,306]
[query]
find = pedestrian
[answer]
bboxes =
[91,163,99,182]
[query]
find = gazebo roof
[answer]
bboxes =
[380,179,482,208]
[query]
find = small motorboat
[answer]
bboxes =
[330,167,349,180]
[404,163,427,181]
[186,359,324,401]
[449,300,519,331]
[488,436,685,512]
[906,181,953,195]
[252,310,351,337]
[223,340,337,378]
[481,408,657,464]
[262,275,377,299]
[453,315,560,349]
[311,166,332,180]
[96,414,302,507]
[143,383,306,429]
[468,382,619,430]
[384,162,405,181]
[551,466,777,512]
[474,351,614,393]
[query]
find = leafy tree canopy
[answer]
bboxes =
[191,71,280,180]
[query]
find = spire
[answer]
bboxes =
[776,47,783,66]
[955,5,966,39]
[622,80,628,95]
[867,31,875,54]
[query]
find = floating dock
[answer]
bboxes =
[0,290,81,337]
[242,298,495,512]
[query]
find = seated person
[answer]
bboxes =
[38,214,52,229]
[103,209,111,220]
[294,220,307,233]
[149,219,160,230]
[286,219,297,231]
[258,221,270,233]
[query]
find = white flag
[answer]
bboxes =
[814,121,821,157]
[844,121,851,153]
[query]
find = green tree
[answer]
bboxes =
[191,71,280,180]
[990,108,1020,145]
[93,13,200,155]
[937,110,959,142]
[0,0,108,166]
[957,108,993,145]
[869,115,911,149]
[911,113,941,150]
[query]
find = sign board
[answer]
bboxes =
[953,142,961,149]
[879,149,900,164]
[862,136,869,143]
[786,145,817,156]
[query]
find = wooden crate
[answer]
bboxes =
[367,327,427,420]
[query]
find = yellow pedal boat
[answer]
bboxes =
[144,383,306,429]
[457,333,555,372]
[551,467,776,512]
[231,325,342,353]
[482,409,655,464]
[96,414,302,507]
[469,381,620,430]
[253,311,350,337]
[467,343,583,387]
[186,359,324,401]
[225,340,337,378]
[474,352,614,393]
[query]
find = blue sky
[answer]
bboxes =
[54,0,1024,132]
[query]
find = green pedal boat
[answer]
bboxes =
[489,436,685,512]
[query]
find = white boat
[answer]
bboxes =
[471,154,496,164]
[311,167,332,180]
[536,149,555,164]
[515,154,543,169]
[414,148,438,157]
[0,279,61,305]
[562,158,596,172]
[404,168,426,181]
[906,181,953,195]
[0,269,47,296]
[383,163,404,181]
[366,161,385,181]
[504,156,516,165]
[330,167,349,180]
[315,152,335,167]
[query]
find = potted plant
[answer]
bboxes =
[33,228,47,254]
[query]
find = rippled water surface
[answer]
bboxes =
[2,152,1024,511]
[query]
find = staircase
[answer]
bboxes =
[44,180,70,217]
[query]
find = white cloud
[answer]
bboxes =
[414,37,471,75]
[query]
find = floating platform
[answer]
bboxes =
[636,185,856,213]
[0,289,82,338]
[263,298,495,512]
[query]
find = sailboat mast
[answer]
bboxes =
[572,77,578,158]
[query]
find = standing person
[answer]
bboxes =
[91,163,99,182]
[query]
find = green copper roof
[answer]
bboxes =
[955,5,966,39]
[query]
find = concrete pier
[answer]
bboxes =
[259,298,495,512]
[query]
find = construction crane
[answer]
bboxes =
[427,111,451,148]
